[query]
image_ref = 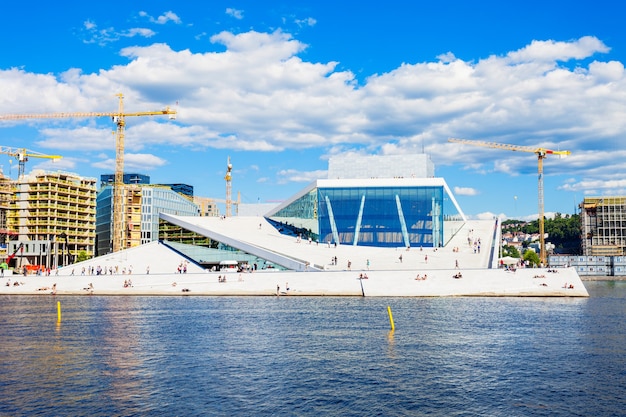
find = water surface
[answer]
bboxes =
[0,281,624,416]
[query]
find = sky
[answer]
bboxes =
[1,0,626,220]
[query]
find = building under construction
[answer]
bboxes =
[0,172,16,261]
[580,196,626,256]
[193,196,221,217]
[96,181,200,256]
[6,170,97,269]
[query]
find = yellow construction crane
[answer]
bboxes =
[0,147,62,178]
[0,93,177,253]
[448,137,571,266]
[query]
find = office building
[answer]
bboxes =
[96,184,200,255]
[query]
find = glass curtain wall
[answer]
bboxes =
[266,189,318,240]
[317,186,445,248]
[95,186,113,255]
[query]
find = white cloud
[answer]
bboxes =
[84,20,96,30]
[28,157,74,174]
[3,33,626,197]
[225,8,244,20]
[454,187,479,196]
[91,152,167,172]
[507,36,610,63]
[158,11,182,25]
[37,126,113,151]
[139,11,182,25]
[124,28,156,38]
[125,153,168,170]
[295,17,317,27]
[276,169,327,184]
[472,211,501,221]
[80,19,156,45]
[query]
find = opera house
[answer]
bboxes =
[1,154,588,297]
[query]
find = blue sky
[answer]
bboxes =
[1,0,625,220]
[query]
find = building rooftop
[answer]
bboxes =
[160,213,495,272]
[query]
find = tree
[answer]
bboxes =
[523,249,540,267]
[502,214,581,254]
[76,250,90,263]
[502,245,520,258]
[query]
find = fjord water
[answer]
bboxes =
[1,281,624,416]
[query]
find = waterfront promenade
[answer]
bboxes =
[0,265,588,297]
[0,217,588,297]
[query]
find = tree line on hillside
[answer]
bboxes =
[502,213,581,255]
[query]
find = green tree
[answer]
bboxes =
[502,245,520,258]
[76,250,90,263]
[523,249,540,267]
[503,214,581,254]
[544,213,581,253]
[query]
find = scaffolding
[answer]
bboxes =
[580,197,626,256]
[0,172,17,261]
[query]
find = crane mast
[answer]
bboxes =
[448,138,570,266]
[0,94,176,253]
[113,94,126,253]
[225,157,232,217]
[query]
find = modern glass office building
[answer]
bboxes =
[265,178,466,248]
[96,185,199,255]
[100,173,151,186]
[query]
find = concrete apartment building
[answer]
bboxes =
[0,172,16,261]
[6,170,97,269]
[0,168,229,267]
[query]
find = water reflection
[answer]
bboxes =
[0,286,624,416]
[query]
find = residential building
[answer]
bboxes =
[6,170,97,268]
[545,196,626,276]
[0,172,16,261]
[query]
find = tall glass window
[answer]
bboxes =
[317,186,446,248]
[267,189,318,239]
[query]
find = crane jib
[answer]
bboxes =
[0,94,177,253]
[447,137,571,267]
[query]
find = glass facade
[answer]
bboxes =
[268,189,318,238]
[96,185,199,255]
[95,186,113,256]
[318,186,445,247]
[141,187,200,245]
[267,181,464,248]
[100,173,150,186]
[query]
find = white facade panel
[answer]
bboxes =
[328,154,435,179]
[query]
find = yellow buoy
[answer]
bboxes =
[387,306,395,331]
[57,301,62,323]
